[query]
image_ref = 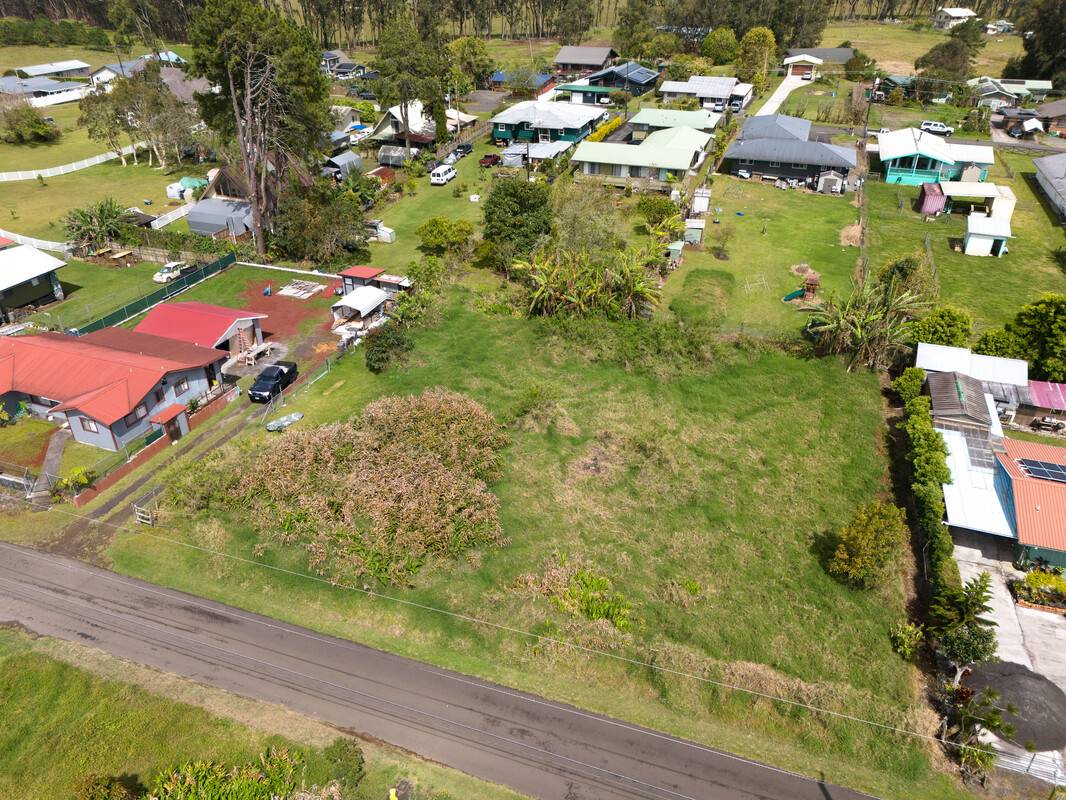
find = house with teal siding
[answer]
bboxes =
[489,101,607,145]
[876,128,994,186]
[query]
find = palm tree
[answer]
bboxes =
[62,198,129,253]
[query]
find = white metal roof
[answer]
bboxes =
[939,7,977,17]
[501,140,574,160]
[0,244,66,293]
[876,128,994,166]
[332,285,387,317]
[17,59,90,77]
[967,214,1013,237]
[940,428,1015,538]
[938,181,1000,197]
[916,342,1028,386]
[661,75,737,99]
[490,100,605,129]
[783,54,823,65]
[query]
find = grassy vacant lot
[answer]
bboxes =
[0,418,55,469]
[0,161,206,241]
[107,283,971,800]
[661,176,862,333]
[821,22,1023,76]
[0,629,525,800]
[866,151,1066,329]
[28,260,162,331]
[0,103,110,171]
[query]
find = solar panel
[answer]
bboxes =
[1019,458,1066,483]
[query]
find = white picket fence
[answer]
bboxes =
[150,203,194,229]
[0,227,68,254]
[0,141,144,182]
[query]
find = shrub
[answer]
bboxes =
[149,748,300,799]
[636,194,679,226]
[483,178,552,257]
[562,569,632,630]
[416,216,474,257]
[364,324,412,373]
[909,305,973,347]
[890,620,924,660]
[1012,569,1066,607]
[0,101,60,143]
[891,367,925,404]
[828,501,910,589]
[587,115,623,142]
[973,326,1026,358]
[73,775,132,800]
[323,738,366,792]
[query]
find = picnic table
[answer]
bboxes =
[110,249,133,261]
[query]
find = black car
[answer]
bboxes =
[455,143,473,157]
[426,159,443,171]
[248,361,298,403]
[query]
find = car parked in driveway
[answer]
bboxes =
[152,261,192,284]
[920,120,954,136]
[248,361,298,403]
[429,164,457,185]
[478,153,501,167]
[455,143,473,157]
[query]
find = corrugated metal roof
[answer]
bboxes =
[929,370,992,425]
[587,61,659,85]
[332,285,387,317]
[0,244,65,293]
[786,47,854,63]
[916,342,1029,386]
[553,46,616,66]
[17,59,90,76]
[1028,380,1066,410]
[573,137,702,171]
[941,429,1016,538]
[630,108,719,130]
[660,75,737,99]
[740,114,810,141]
[997,438,1066,552]
[1034,153,1066,202]
[724,137,856,169]
[876,128,994,166]
[134,302,266,349]
[967,214,1012,237]
[490,100,605,129]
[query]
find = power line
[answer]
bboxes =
[14,496,985,755]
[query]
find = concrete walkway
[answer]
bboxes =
[30,428,70,498]
[754,75,806,117]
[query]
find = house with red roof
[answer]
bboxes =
[134,302,266,355]
[338,266,412,301]
[995,438,1066,567]
[0,329,226,451]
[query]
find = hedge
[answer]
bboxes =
[587,116,623,143]
[900,394,961,595]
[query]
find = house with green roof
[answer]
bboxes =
[630,108,719,142]
[571,126,711,191]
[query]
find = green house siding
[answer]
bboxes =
[494,122,592,144]
[1016,544,1066,569]
[0,270,61,321]
[883,156,989,186]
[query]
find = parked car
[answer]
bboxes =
[1032,416,1066,432]
[729,100,742,112]
[711,101,725,112]
[920,120,954,136]
[357,90,375,100]
[248,361,298,403]
[455,143,473,157]
[442,150,460,166]
[152,261,192,284]
[736,169,751,180]
[425,159,443,171]
[801,71,813,81]
[429,164,457,185]
[478,153,501,167]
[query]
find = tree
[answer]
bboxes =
[647,32,680,60]
[365,324,413,373]
[448,36,493,89]
[557,0,595,46]
[973,326,1026,359]
[878,253,937,300]
[551,179,623,256]
[949,17,987,58]
[1008,294,1066,381]
[636,194,678,226]
[915,37,973,81]
[929,572,995,636]
[828,501,910,589]
[483,178,552,258]
[78,89,129,164]
[63,198,129,251]
[710,221,735,259]
[609,89,632,111]
[1004,0,1066,85]
[613,0,656,58]
[909,305,973,347]
[374,15,446,158]
[271,180,368,266]
[941,686,1016,784]
[0,99,59,144]
[937,624,998,687]
[189,0,331,256]
[702,28,737,65]
[735,27,776,94]
[416,216,474,257]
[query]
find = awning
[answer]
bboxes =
[332,285,388,317]
[150,404,186,425]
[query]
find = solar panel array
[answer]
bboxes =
[1019,458,1066,483]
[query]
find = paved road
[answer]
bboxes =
[0,542,874,800]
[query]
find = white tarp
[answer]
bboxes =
[332,285,387,318]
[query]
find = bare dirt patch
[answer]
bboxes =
[839,222,863,247]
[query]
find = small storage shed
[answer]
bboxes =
[817,170,845,194]
[188,198,254,237]
[918,182,947,214]
[377,145,408,167]
[331,285,387,327]
[684,218,705,244]
[666,240,684,266]
[964,215,1012,257]
[338,265,384,295]
[691,187,711,215]
[323,149,363,180]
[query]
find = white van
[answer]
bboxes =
[429,164,457,185]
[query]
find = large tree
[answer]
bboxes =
[448,35,493,89]
[189,0,330,255]
[735,26,776,94]
[1005,0,1066,85]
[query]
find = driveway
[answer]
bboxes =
[754,76,806,117]
[462,89,505,116]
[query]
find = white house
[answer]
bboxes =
[933,7,978,29]
[659,76,739,108]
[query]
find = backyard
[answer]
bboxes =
[866,151,1066,329]
[28,260,163,332]
[0,42,192,75]
[97,281,974,800]
[0,103,111,171]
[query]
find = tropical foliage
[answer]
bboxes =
[63,198,128,251]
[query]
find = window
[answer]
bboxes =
[496,123,506,131]
[153,389,164,405]
[174,377,189,396]
[769,161,781,168]
[792,163,806,169]
[30,276,40,286]
[80,417,98,434]
[739,159,753,165]
[123,403,148,428]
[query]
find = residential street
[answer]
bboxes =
[0,541,873,800]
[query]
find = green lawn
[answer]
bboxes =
[662,176,861,333]
[821,22,1023,76]
[0,161,206,241]
[1007,429,1066,448]
[0,418,55,470]
[28,260,163,332]
[107,283,972,800]
[0,103,115,171]
[0,41,191,74]
[57,438,111,478]
[0,629,526,800]
[866,152,1066,329]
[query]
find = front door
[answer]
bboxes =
[164,419,182,442]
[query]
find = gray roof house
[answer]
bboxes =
[0,75,85,97]
[722,114,855,188]
[786,47,855,64]
[554,46,617,73]
[322,149,363,180]
[187,198,254,237]
[1034,152,1066,220]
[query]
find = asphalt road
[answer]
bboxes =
[0,542,874,800]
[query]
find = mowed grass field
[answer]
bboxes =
[108,284,971,800]
[0,161,202,241]
[661,176,862,333]
[0,629,527,800]
[0,103,110,171]
[28,260,163,331]
[821,22,1023,76]
[866,151,1066,329]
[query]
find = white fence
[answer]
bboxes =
[150,203,194,229]
[0,141,144,182]
[0,227,68,253]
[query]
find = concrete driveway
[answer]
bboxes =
[755,75,806,117]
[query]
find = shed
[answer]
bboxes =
[187,198,253,237]
[377,145,409,167]
[666,240,684,265]
[331,285,388,327]
[918,182,947,214]
[135,302,266,354]
[323,149,363,180]
[963,214,1012,257]
[0,244,66,321]
[691,187,711,215]
[683,218,705,244]
[817,170,845,194]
